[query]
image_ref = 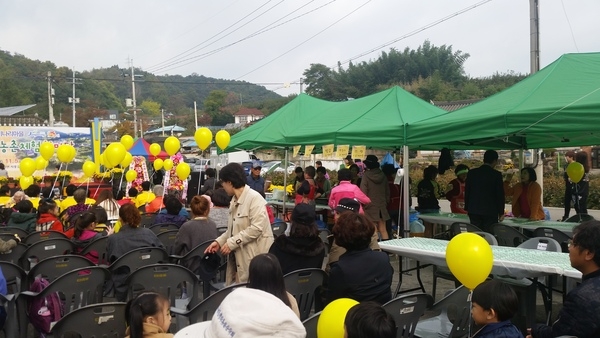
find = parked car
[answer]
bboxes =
[261,161,296,175]
[193,159,211,172]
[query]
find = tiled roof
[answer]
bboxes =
[233,107,264,116]
[431,99,481,112]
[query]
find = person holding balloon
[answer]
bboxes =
[204,163,274,285]
[503,167,545,221]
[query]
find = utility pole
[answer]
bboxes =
[193,101,198,130]
[68,68,81,127]
[161,109,165,136]
[47,71,55,127]
[530,0,543,198]
[130,59,138,138]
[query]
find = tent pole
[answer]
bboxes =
[402,145,410,238]
[282,148,288,219]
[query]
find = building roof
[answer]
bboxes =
[233,107,264,116]
[0,104,37,116]
[431,99,481,112]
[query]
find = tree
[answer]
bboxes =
[139,100,161,117]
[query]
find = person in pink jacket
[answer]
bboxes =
[328,169,371,213]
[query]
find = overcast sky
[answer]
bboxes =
[1,0,599,97]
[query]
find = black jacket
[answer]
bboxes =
[269,235,325,275]
[464,163,504,217]
[533,269,600,338]
[327,248,393,305]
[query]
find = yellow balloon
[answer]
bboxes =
[153,159,164,171]
[194,127,213,151]
[163,159,174,171]
[57,144,72,163]
[149,143,161,157]
[68,145,77,162]
[105,143,127,167]
[19,176,34,190]
[120,135,134,150]
[39,141,55,161]
[215,130,230,150]
[102,152,114,169]
[164,136,181,156]
[446,233,493,290]
[566,161,584,184]
[19,158,35,177]
[82,161,97,178]
[176,163,191,180]
[35,156,48,171]
[317,298,359,338]
[125,170,137,182]
[120,152,133,168]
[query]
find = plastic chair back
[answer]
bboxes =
[517,237,562,252]
[283,268,327,321]
[0,243,27,264]
[449,222,482,238]
[302,311,321,338]
[383,293,430,338]
[109,247,169,273]
[414,286,471,338]
[271,221,287,237]
[80,236,110,266]
[156,229,179,255]
[51,302,127,338]
[140,213,158,227]
[24,230,68,245]
[0,227,28,239]
[491,223,529,247]
[473,231,498,246]
[18,238,75,271]
[27,254,94,287]
[149,222,180,234]
[564,214,594,223]
[0,262,27,338]
[532,227,572,252]
[126,263,199,307]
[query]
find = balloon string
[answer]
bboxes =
[61,163,68,188]
[468,290,473,337]
[52,163,63,192]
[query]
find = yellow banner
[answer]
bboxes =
[304,145,314,157]
[352,145,366,159]
[322,144,334,158]
[293,145,301,158]
[336,145,349,158]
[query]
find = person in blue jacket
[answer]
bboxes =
[471,279,523,338]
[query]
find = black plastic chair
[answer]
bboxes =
[157,229,179,255]
[21,266,111,337]
[126,263,199,309]
[0,227,29,240]
[80,236,110,266]
[0,262,27,338]
[532,227,572,253]
[140,213,158,227]
[171,282,247,331]
[449,221,482,238]
[491,223,529,247]
[414,286,471,338]
[27,254,94,287]
[302,311,321,338]
[170,239,219,299]
[50,302,127,338]
[149,222,180,234]
[383,293,431,338]
[283,268,328,321]
[0,243,28,264]
[216,226,228,235]
[18,238,75,271]
[564,213,594,223]
[23,230,68,245]
[271,221,287,237]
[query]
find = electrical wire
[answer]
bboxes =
[560,0,579,52]
[235,0,372,80]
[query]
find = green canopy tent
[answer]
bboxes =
[227,86,451,237]
[409,52,600,149]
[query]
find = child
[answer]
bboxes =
[445,164,469,214]
[125,292,173,338]
[345,301,396,338]
[36,199,65,233]
[71,212,113,264]
[471,280,523,338]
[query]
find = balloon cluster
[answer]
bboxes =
[150,136,190,181]
[97,135,136,181]
[194,128,230,151]
[19,141,77,189]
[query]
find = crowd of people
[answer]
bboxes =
[0,150,597,337]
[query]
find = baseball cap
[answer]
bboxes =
[291,203,316,225]
[335,198,360,214]
[252,162,262,169]
[175,288,305,338]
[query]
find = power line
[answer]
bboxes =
[560,0,579,52]
[147,0,337,75]
[235,0,372,80]
[144,0,283,73]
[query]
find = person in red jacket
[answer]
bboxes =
[36,198,73,238]
[445,164,469,214]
